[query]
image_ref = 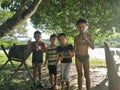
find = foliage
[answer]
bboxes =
[30,0,120,42]
[0,0,29,45]
[0,0,120,42]
[95,33,120,47]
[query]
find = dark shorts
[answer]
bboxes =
[48,65,57,75]
[75,54,89,62]
[32,59,43,64]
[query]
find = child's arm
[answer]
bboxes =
[82,32,94,49]
[60,44,74,59]
[41,42,47,52]
[27,39,32,52]
[55,55,60,66]
[74,37,76,51]
[62,50,74,59]
[44,53,48,66]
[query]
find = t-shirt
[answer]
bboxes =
[46,45,58,65]
[30,41,46,63]
[57,44,74,63]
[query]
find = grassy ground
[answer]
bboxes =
[0,52,106,90]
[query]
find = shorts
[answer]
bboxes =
[48,65,57,75]
[60,63,71,82]
[32,62,42,68]
[32,59,43,64]
[75,54,89,62]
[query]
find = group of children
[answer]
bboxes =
[28,18,94,90]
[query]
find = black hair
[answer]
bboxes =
[76,18,87,25]
[58,33,66,38]
[50,34,57,39]
[34,31,41,36]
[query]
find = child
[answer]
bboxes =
[74,19,94,90]
[28,31,46,88]
[57,33,74,90]
[44,34,59,89]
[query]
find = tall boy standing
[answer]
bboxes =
[74,19,94,90]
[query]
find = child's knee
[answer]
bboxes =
[64,75,70,82]
[78,73,83,78]
[84,74,90,80]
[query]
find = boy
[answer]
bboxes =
[28,31,46,88]
[74,19,94,90]
[57,33,74,90]
[44,34,59,89]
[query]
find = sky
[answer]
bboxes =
[26,19,49,41]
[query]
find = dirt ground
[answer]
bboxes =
[0,64,108,90]
[41,64,108,90]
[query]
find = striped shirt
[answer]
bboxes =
[46,45,58,65]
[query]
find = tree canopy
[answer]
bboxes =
[0,0,120,42]
[31,0,120,41]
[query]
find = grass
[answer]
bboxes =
[90,58,106,68]
[0,52,106,90]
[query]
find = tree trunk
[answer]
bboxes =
[104,42,120,90]
[0,0,42,39]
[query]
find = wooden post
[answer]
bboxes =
[104,42,120,90]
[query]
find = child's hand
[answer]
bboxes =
[59,56,63,61]
[55,61,59,66]
[28,37,32,44]
[35,43,41,51]
[43,62,47,67]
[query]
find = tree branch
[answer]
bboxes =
[0,0,42,38]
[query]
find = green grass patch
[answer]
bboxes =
[0,52,7,64]
[90,58,106,68]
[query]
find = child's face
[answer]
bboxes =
[76,23,87,33]
[58,36,66,45]
[50,37,57,44]
[34,34,41,41]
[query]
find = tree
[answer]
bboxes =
[0,0,42,39]
[30,0,120,41]
[0,6,28,46]
[0,0,120,41]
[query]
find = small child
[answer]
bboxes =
[57,33,74,90]
[28,31,46,88]
[44,34,59,89]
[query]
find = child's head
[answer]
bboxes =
[50,34,57,44]
[58,33,67,45]
[76,18,87,33]
[34,31,41,41]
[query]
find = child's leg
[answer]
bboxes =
[37,63,42,83]
[83,59,90,90]
[49,74,54,85]
[53,65,58,85]
[61,81,64,90]
[32,64,37,84]
[66,81,70,90]
[48,65,54,85]
[60,63,66,90]
[54,74,58,85]
[64,63,71,90]
[75,59,83,90]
